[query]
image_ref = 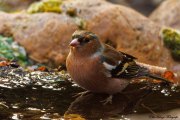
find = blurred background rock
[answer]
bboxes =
[108,0,164,15]
[0,0,38,12]
[0,0,164,15]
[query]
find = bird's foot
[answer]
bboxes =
[101,95,113,105]
[73,91,90,98]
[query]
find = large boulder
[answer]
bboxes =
[0,0,178,75]
[108,0,164,16]
[0,12,77,65]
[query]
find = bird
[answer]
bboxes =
[66,30,171,104]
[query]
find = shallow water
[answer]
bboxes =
[0,66,179,120]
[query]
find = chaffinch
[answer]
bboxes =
[66,30,171,103]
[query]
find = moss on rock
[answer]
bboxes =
[0,35,28,65]
[27,0,62,14]
[161,28,180,61]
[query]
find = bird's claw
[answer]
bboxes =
[101,95,113,105]
[73,91,90,98]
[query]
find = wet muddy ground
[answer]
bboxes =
[0,66,179,120]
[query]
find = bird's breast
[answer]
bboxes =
[66,55,108,92]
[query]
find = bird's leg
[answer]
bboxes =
[73,91,91,98]
[101,95,113,105]
[141,103,157,116]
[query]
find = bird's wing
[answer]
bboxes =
[100,44,148,78]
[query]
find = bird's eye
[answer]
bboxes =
[84,38,90,43]
[78,37,83,43]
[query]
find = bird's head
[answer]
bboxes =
[69,30,102,56]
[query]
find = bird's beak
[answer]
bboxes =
[70,38,80,47]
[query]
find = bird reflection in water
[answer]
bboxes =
[65,84,152,120]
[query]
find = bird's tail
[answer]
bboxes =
[145,74,171,83]
[137,66,172,83]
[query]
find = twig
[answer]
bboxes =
[141,103,157,116]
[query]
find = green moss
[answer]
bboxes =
[161,28,180,61]
[0,35,29,66]
[162,28,180,49]
[27,0,62,14]
[27,0,87,30]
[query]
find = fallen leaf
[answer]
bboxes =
[37,66,49,72]
[0,61,9,66]
[163,71,175,83]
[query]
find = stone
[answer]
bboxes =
[150,0,180,29]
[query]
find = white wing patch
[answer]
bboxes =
[103,62,116,70]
